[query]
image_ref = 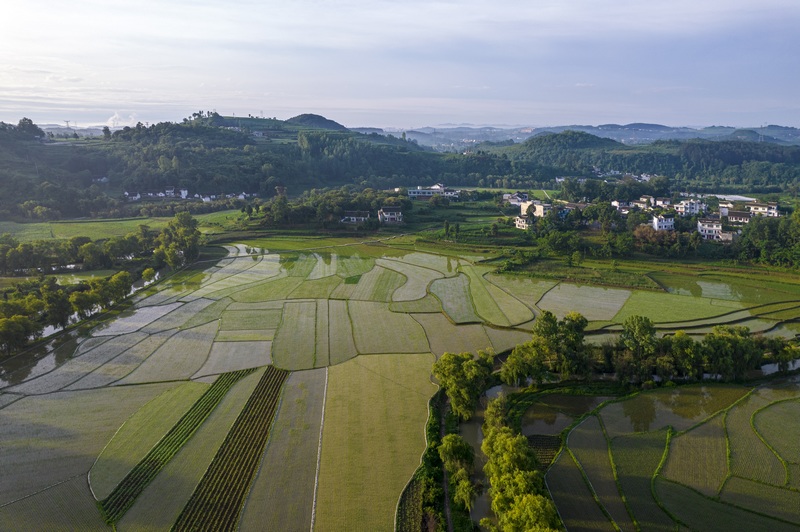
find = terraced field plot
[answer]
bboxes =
[555,380,800,531]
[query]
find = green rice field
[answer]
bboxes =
[2,238,800,530]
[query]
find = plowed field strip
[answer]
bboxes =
[99,369,256,523]
[172,365,289,531]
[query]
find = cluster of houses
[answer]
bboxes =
[124,188,258,203]
[511,192,781,242]
[340,206,404,225]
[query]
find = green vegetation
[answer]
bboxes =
[172,366,288,531]
[99,369,255,524]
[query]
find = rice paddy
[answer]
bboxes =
[3,241,800,529]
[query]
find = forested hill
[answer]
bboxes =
[3,114,800,221]
[495,131,800,190]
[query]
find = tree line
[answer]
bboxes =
[0,212,201,355]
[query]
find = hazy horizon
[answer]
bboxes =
[3,1,799,129]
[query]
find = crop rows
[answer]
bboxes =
[99,369,256,523]
[395,476,423,532]
[171,365,289,531]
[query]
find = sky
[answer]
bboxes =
[2,0,800,129]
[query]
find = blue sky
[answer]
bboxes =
[2,0,799,128]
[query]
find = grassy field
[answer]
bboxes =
[661,413,728,496]
[314,353,437,531]
[612,290,743,323]
[538,283,631,321]
[272,301,317,370]
[726,392,786,486]
[412,313,493,358]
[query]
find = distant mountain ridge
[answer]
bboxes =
[378,122,800,151]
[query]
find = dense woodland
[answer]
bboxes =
[3,116,800,221]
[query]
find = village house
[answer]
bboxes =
[747,202,779,217]
[515,215,532,230]
[698,218,723,240]
[726,211,751,225]
[407,183,461,200]
[519,201,552,218]
[340,211,370,224]
[674,199,707,217]
[377,206,403,224]
[502,192,529,206]
[652,214,675,231]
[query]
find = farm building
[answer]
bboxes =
[340,211,370,224]
[377,206,403,223]
[407,183,460,200]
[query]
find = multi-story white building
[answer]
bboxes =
[519,201,552,218]
[698,218,723,240]
[407,183,460,200]
[515,215,532,230]
[674,199,707,217]
[747,202,779,217]
[652,214,675,231]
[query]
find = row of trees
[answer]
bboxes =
[0,212,201,355]
[501,311,796,389]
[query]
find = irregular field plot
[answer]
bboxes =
[8,332,150,395]
[348,301,430,354]
[612,291,742,324]
[484,326,535,354]
[230,276,303,303]
[288,275,342,299]
[314,354,436,531]
[430,274,481,324]
[720,476,800,524]
[316,299,330,367]
[180,297,233,329]
[546,451,615,532]
[335,253,375,278]
[610,430,675,532]
[0,476,106,531]
[602,385,748,438]
[391,252,459,275]
[726,392,786,486]
[377,258,443,302]
[117,321,218,384]
[0,383,175,505]
[413,313,492,358]
[485,274,558,308]
[139,298,215,333]
[89,381,210,500]
[461,265,512,326]
[215,329,274,341]
[661,413,728,496]
[308,253,338,279]
[569,416,634,532]
[328,300,357,366]
[389,294,442,314]
[239,368,326,531]
[753,399,800,463]
[272,301,316,370]
[92,302,182,336]
[193,341,272,378]
[521,404,573,436]
[220,309,282,330]
[538,283,630,321]
[65,330,176,389]
[118,368,263,531]
[346,265,405,302]
[655,477,797,532]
